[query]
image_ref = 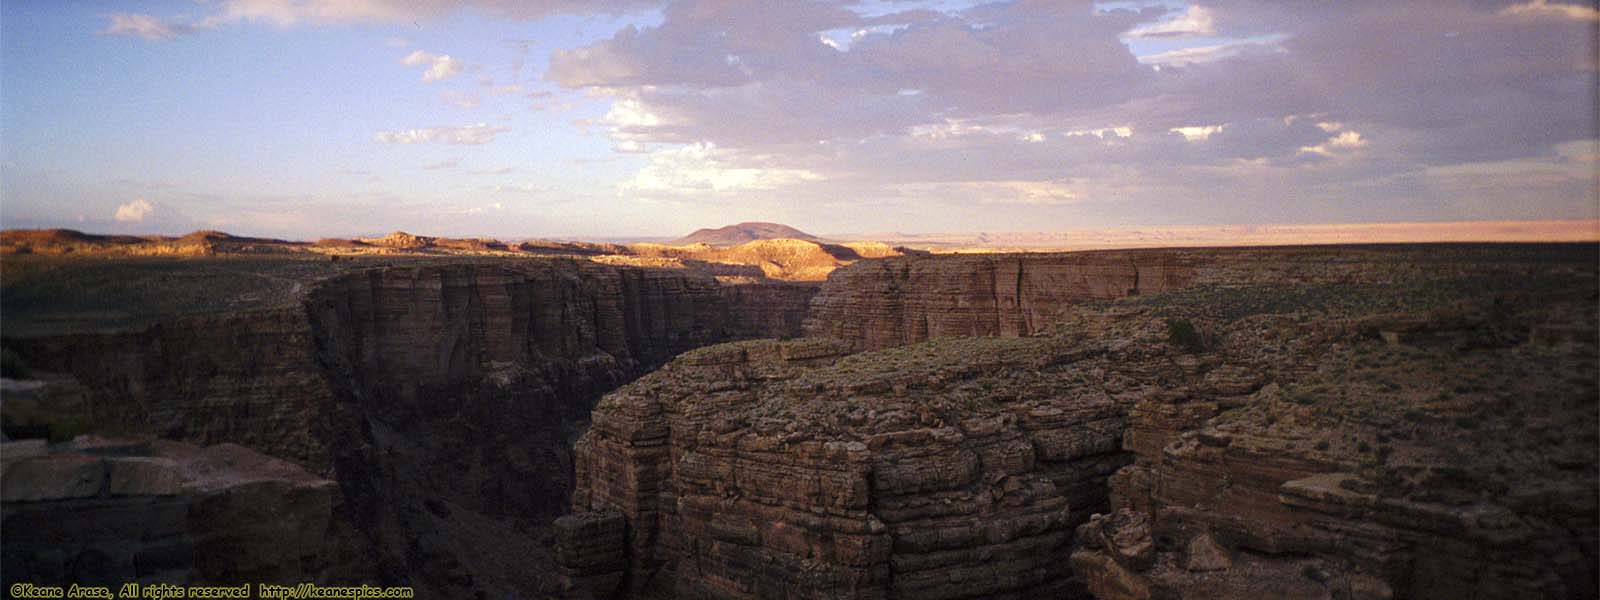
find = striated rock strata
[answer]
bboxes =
[563,328,1193,599]
[804,252,1195,350]
[4,260,734,597]
[719,281,820,340]
[1067,250,1600,599]
[1,436,334,589]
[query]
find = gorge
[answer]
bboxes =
[2,243,1595,599]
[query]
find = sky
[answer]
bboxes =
[0,0,1596,239]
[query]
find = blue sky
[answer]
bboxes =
[2,1,1595,239]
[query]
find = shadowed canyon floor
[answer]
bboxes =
[1,243,1595,599]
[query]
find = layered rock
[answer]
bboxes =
[563,328,1194,599]
[804,252,1195,350]
[4,259,732,598]
[1,437,334,589]
[1070,257,1600,600]
[304,262,728,595]
[719,281,820,340]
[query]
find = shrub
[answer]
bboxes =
[1165,318,1206,353]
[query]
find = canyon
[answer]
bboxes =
[2,241,1596,599]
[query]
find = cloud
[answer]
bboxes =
[1136,35,1287,66]
[472,166,516,175]
[102,13,199,40]
[373,124,507,145]
[422,159,460,170]
[624,143,821,194]
[1299,130,1368,156]
[1124,5,1217,38]
[1499,0,1600,21]
[402,50,464,83]
[106,0,661,40]
[440,90,481,108]
[1171,125,1224,142]
[114,198,156,222]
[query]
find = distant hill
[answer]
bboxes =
[669,222,818,246]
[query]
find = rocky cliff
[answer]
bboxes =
[2,258,740,597]
[567,244,1598,600]
[804,252,1195,350]
[562,324,1196,599]
[305,262,727,595]
[2,436,335,589]
[719,281,820,340]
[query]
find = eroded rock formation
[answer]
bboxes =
[567,244,1599,600]
[1,437,334,588]
[719,281,820,340]
[563,326,1194,599]
[3,259,760,597]
[804,252,1196,350]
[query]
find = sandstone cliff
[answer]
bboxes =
[1,436,335,589]
[2,258,753,598]
[719,281,820,340]
[804,252,1195,350]
[562,326,1193,599]
[566,243,1598,600]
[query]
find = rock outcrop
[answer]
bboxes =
[804,252,1195,350]
[4,243,1596,599]
[566,243,1598,600]
[1,437,335,589]
[1065,251,1600,599]
[562,328,1191,599]
[4,260,733,598]
[720,281,820,340]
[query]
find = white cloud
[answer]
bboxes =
[1299,131,1368,156]
[114,198,155,222]
[402,50,464,83]
[624,143,821,194]
[102,13,196,41]
[1066,126,1133,139]
[472,166,516,175]
[1171,125,1224,141]
[1500,0,1600,21]
[1136,35,1288,66]
[892,180,1083,206]
[373,124,507,145]
[1124,5,1216,38]
[603,99,663,128]
[422,159,460,170]
[440,90,480,108]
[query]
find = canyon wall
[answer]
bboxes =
[2,259,766,597]
[1,437,335,590]
[304,262,728,595]
[561,327,1193,599]
[804,253,1195,350]
[719,281,820,340]
[570,244,1599,600]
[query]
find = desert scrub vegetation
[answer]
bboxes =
[1165,318,1206,353]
